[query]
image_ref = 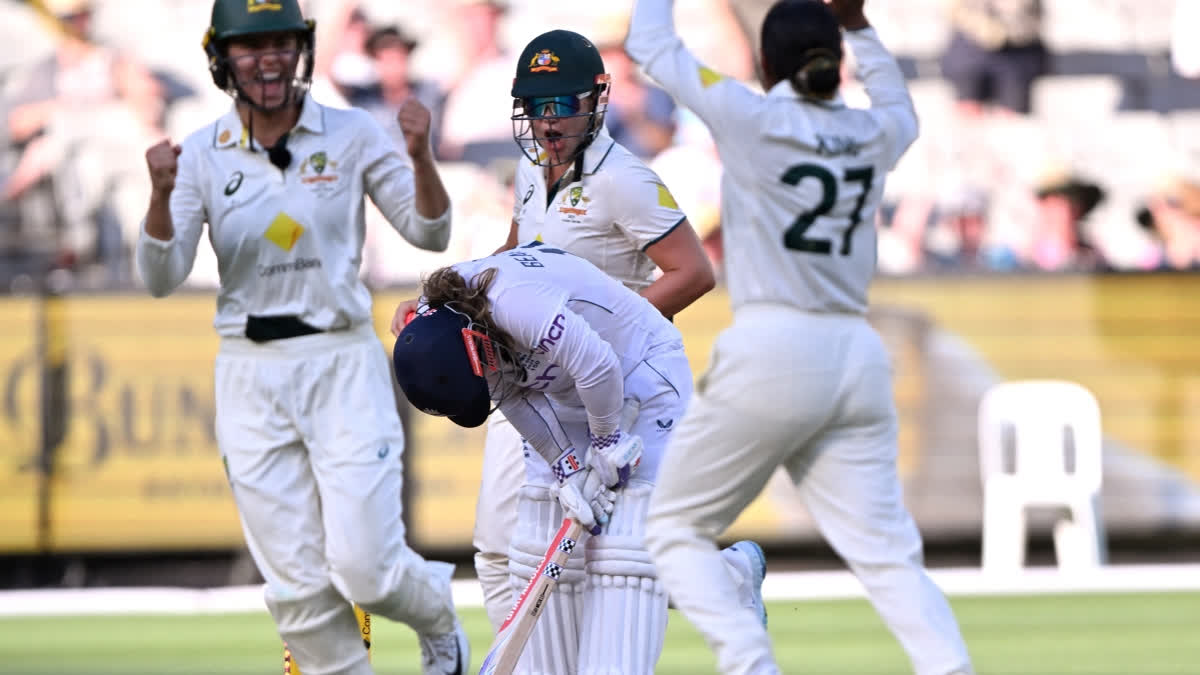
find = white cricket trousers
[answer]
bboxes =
[216,324,456,675]
[645,305,973,675]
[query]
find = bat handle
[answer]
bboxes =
[404,309,416,325]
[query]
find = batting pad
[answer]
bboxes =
[579,482,668,675]
[508,486,587,675]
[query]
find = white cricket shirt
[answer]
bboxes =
[446,243,682,440]
[627,0,919,314]
[136,93,451,336]
[512,126,687,292]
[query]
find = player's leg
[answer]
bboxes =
[474,413,527,632]
[215,350,371,675]
[793,328,972,675]
[508,484,587,675]
[645,309,840,675]
[299,331,467,673]
[284,605,371,675]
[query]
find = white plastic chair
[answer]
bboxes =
[977,380,1108,573]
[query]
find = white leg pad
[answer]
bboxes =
[579,482,668,675]
[508,486,587,675]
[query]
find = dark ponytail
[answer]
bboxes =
[761,0,843,99]
[790,47,841,98]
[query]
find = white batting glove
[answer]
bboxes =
[587,431,643,489]
[552,467,615,535]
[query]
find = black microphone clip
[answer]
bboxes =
[267,133,292,170]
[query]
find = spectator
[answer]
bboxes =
[3,0,165,288]
[310,2,378,107]
[1026,169,1110,272]
[1136,172,1200,270]
[940,0,1048,117]
[924,184,1021,272]
[437,0,515,165]
[352,25,446,153]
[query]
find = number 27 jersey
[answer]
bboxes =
[627,14,918,314]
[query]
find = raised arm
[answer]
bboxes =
[625,0,758,141]
[137,138,206,297]
[365,106,451,252]
[833,1,919,166]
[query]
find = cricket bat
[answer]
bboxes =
[477,516,585,675]
[478,399,641,675]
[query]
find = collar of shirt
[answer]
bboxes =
[766,79,846,110]
[579,125,617,176]
[212,92,326,149]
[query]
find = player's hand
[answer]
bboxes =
[397,99,433,160]
[587,431,643,489]
[825,0,869,30]
[145,139,182,197]
[553,468,615,535]
[390,297,421,336]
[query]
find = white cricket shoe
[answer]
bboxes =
[722,540,768,627]
[418,619,470,675]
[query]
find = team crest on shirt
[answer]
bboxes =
[529,50,560,72]
[558,186,588,221]
[299,150,341,195]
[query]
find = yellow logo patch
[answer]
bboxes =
[529,50,560,72]
[264,213,304,251]
[698,65,724,88]
[247,0,283,12]
[657,184,679,209]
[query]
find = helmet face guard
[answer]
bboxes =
[511,74,610,168]
[204,25,315,112]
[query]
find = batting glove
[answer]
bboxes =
[587,431,644,489]
[552,466,615,535]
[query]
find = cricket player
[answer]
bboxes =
[392,242,742,674]
[136,1,467,673]
[626,1,976,674]
[389,28,720,634]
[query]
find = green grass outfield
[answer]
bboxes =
[2,593,1197,674]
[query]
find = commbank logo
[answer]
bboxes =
[264,212,304,251]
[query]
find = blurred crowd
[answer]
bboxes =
[1,0,1199,294]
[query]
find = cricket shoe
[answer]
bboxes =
[722,540,768,627]
[418,619,470,675]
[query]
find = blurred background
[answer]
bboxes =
[1,0,1200,592]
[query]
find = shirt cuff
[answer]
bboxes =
[137,220,176,249]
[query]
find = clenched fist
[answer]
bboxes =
[825,0,869,30]
[397,98,433,160]
[145,139,182,197]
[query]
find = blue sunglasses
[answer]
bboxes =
[520,94,587,119]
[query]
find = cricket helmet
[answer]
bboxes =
[510,29,610,167]
[202,0,316,108]
[392,305,498,428]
